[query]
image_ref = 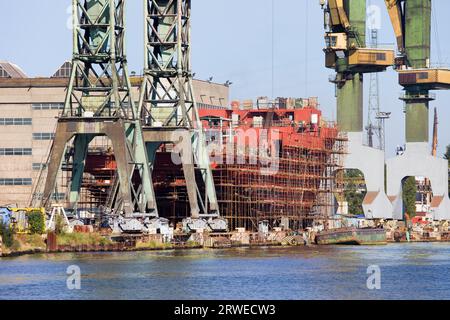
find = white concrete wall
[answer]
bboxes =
[386,142,450,220]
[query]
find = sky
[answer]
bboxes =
[0,0,449,157]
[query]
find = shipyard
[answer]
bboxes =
[1,0,450,303]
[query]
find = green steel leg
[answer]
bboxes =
[190,79,220,213]
[69,134,94,209]
[146,142,160,169]
[41,125,74,208]
[105,124,135,217]
[182,159,200,219]
[131,123,157,214]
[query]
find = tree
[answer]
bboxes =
[28,211,45,235]
[344,169,366,216]
[55,215,65,235]
[403,176,417,218]
[0,223,14,248]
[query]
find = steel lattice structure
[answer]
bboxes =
[138,0,219,218]
[64,0,134,118]
[40,0,155,217]
[366,28,382,149]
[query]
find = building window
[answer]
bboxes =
[0,148,32,156]
[33,192,65,200]
[32,103,64,110]
[0,178,32,186]
[0,67,10,78]
[32,163,47,171]
[0,118,32,126]
[33,133,55,140]
[52,62,72,78]
[418,72,429,80]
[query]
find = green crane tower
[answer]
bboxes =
[402,0,432,142]
[40,0,154,217]
[322,0,395,219]
[335,0,366,133]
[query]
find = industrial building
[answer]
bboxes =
[0,61,229,207]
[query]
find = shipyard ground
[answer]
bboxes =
[2,219,450,258]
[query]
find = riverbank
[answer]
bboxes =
[4,226,450,259]
[0,234,46,257]
[0,240,287,258]
[4,236,450,258]
[0,229,299,258]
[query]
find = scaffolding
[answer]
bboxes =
[30,136,116,214]
[212,125,347,231]
[148,100,348,231]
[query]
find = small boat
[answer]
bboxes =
[315,227,387,245]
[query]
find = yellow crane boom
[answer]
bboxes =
[328,0,351,29]
[384,0,405,53]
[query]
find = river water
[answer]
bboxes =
[1,243,450,300]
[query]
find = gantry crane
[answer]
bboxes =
[40,0,154,217]
[138,0,223,230]
[322,0,394,219]
[383,0,450,220]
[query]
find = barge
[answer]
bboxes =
[315,227,387,245]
